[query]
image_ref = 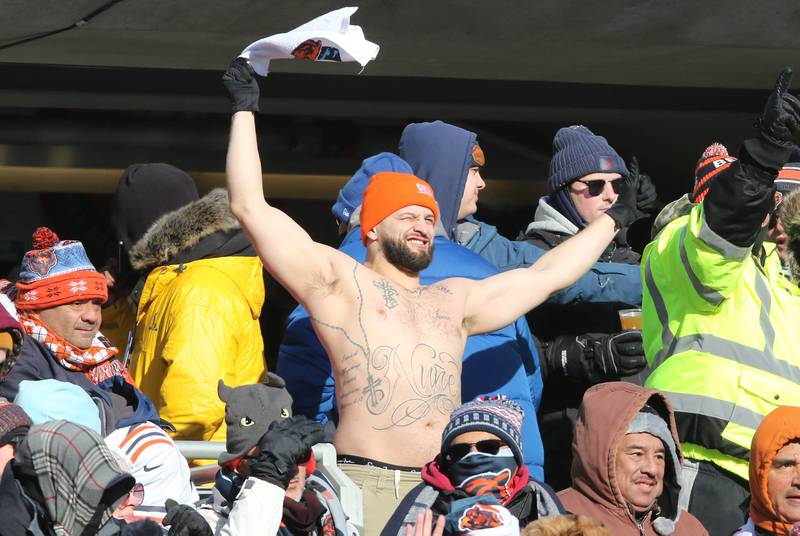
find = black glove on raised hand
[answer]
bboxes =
[163,500,212,536]
[604,172,640,230]
[758,67,800,146]
[545,331,646,385]
[629,156,659,218]
[250,415,325,489]
[221,57,260,113]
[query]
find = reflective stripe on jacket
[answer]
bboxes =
[643,204,800,480]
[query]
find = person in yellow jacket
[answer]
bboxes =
[642,68,800,536]
[112,164,266,449]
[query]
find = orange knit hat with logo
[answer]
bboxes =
[360,172,440,245]
[15,227,108,310]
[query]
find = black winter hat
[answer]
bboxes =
[112,163,200,252]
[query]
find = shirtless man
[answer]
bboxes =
[222,59,639,531]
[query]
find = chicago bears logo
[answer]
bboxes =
[458,503,503,531]
[291,39,342,62]
[27,250,57,276]
[457,468,513,501]
[292,39,322,60]
[598,156,615,171]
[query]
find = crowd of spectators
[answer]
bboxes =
[1,58,800,536]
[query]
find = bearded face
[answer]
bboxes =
[380,229,433,274]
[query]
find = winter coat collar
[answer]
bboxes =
[128,189,241,271]
[525,196,580,237]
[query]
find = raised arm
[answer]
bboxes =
[223,59,344,306]
[462,175,639,335]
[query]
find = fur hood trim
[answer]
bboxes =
[128,188,239,271]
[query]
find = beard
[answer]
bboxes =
[381,233,433,273]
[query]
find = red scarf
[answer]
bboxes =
[20,313,134,385]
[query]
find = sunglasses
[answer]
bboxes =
[446,439,504,461]
[575,178,624,197]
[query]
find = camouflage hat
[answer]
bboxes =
[651,194,694,240]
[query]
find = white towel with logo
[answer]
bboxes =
[240,6,380,76]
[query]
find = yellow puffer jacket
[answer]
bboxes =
[100,297,136,353]
[130,255,266,443]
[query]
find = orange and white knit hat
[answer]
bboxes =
[15,227,107,310]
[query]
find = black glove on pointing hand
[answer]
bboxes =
[545,331,646,385]
[250,415,325,489]
[163,499,212,536]
[222,57,260,113]
[758,67,800,146]
[629,156,659,218]
[605,172,640,230]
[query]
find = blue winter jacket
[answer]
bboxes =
[278,230,545,478]
[462,216,642,305]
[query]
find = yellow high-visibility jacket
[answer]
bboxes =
[643,204,800,480]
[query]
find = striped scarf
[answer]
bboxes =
[20,313,132,385]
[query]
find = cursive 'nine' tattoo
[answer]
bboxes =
[310,262,459,429]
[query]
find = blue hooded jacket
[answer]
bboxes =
[398,121,642,306]
[277,152,545,478]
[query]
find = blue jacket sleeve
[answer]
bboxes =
[276,305,337,425]
[465,220,643,306]
[513,316,542,411]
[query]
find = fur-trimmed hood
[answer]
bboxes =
[128,188,242,271]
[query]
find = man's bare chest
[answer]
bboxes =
[308,274,466,430]
[368,279,464,341]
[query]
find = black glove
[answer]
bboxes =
[605,172,640,230]
[757,67,800,146]
[163,500,212,536]
[250,416,325,489]
[545,331,646,385]
[221,57,260,113]
[629,156,659,218]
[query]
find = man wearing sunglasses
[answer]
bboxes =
[382,397,563,535]
[520,126,656,491]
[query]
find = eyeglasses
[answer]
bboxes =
[575,178,624,197]
[446,439,504,461]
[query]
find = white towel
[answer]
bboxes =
[240,6,380,76]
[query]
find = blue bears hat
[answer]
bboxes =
[331,152,413,227]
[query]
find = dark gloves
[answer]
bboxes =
[222,57,260,113]
[163,500,212,536]
[757,67,800,147]
[629,156,659,219]
[250,416,325,489]
[544,331,646,385]
[605,172,640,230]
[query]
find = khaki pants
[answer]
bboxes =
[338,462,421,536]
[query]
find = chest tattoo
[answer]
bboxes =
[310,263,461,430]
